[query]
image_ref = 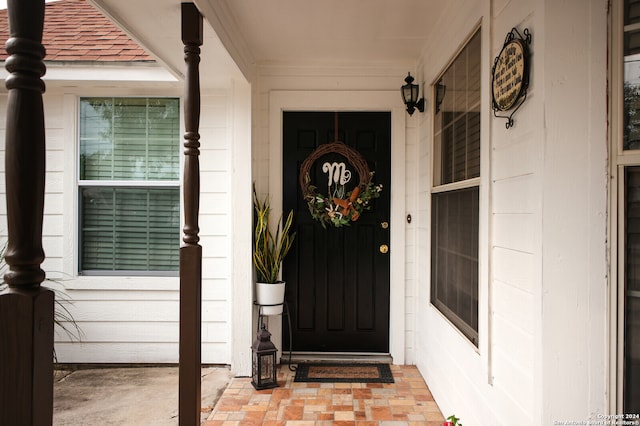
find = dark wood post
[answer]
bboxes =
[0,0,54,425]
[179,3,203,425]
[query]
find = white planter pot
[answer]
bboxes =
[255,281,286,315]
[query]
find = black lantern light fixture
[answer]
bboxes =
[251,325,278,390]
[401,72,425,115]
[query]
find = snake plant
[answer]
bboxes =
[253,185,295,284]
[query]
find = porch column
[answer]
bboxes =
[179,3,203,425]
[0,0,54,425]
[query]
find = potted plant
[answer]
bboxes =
[444,414,463,426]
[253,185,295,315]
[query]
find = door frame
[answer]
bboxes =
[269,90,407,363]
[611,0,633,411]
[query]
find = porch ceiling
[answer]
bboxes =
[93,0,445,87]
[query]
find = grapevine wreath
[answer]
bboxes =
[299,141,382,228]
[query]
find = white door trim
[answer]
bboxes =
[268,90,406,363]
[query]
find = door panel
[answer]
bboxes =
[282,111,391,353]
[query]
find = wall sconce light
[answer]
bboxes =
[401,72,425,115]
[435,80,446,114]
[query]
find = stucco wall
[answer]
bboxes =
[414,0,609,423]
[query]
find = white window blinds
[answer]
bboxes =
[79,98,180,274]
[430,30,481,345]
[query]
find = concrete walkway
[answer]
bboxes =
[53,366,233,425]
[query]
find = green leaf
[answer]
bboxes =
[253,184,296,283]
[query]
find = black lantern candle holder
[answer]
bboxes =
[251,325,278,390]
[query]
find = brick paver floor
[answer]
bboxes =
[204,364,445,425]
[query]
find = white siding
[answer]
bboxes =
[0,84,236,365]
[414,0,609,424]
[199,92,233,364]
[404,119,419,365]
[0,0,613,419]
[540,0,609,420]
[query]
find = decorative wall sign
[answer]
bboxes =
[299,142,382,228]
[491,27,532,129]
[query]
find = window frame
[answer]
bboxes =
[77,96,181,277]
[611,0,640,413]
[430,28,482,347]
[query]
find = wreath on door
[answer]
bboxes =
[299,141,383,228]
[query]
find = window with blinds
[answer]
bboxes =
[430,29,481,345]
[79,97,180,274]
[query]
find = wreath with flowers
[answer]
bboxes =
[299,142,383,228]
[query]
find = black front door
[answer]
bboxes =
[282,111,391,353]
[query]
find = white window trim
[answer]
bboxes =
[431,177,481,194]
[429,28,483,348]
[78,180,180,187]
[423,21,492,391]
[61,91,184,290]
[77,96,181,276]
[610,0,640,413]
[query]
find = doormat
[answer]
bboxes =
[293,363,394,383]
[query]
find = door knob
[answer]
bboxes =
[379,244,389,254]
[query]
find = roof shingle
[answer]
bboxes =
[0,0,155,62]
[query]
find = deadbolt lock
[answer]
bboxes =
[379,244,389,254]
[381,221,389,229]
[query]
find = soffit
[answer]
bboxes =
[211,0,440,67]
[94,0,446,86]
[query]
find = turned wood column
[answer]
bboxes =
[0,0,54,425]
[179,3,203,425]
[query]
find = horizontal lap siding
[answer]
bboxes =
[414,0,544,423]
[0,91,233,364]
[418,0,608,422]
[199,93,232,363]
[489,69,541,422]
